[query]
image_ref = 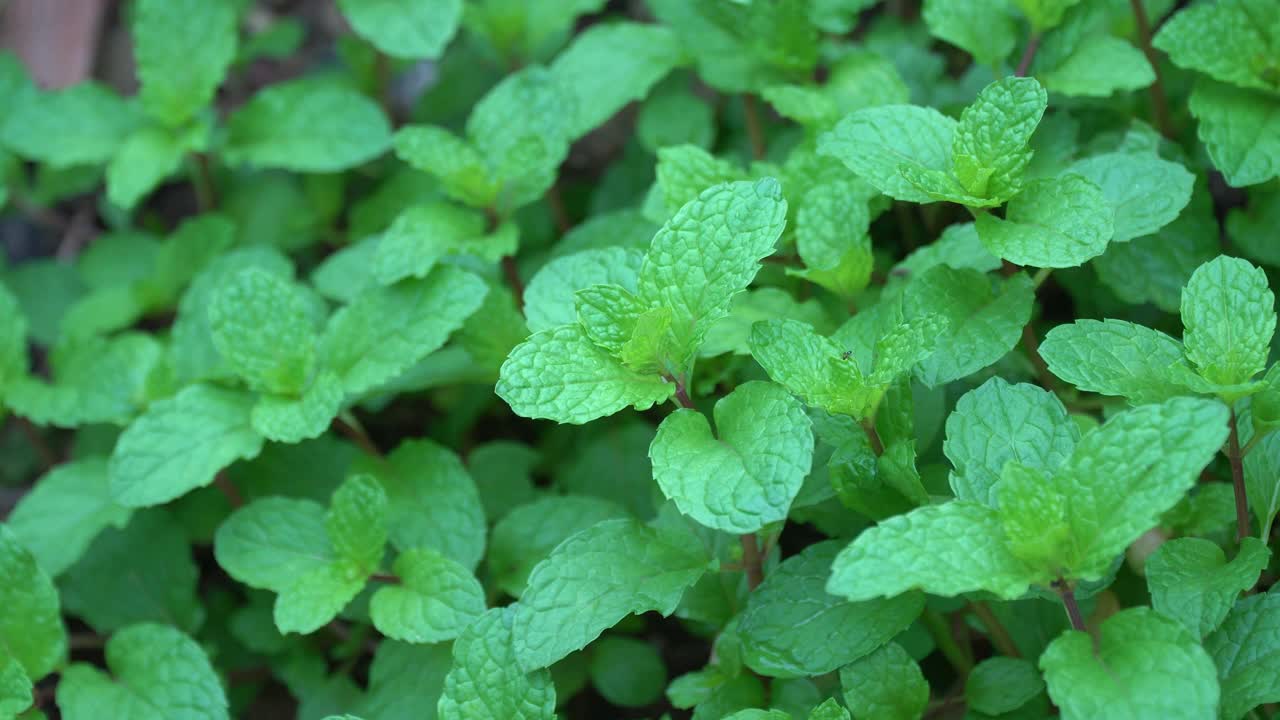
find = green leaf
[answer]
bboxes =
[818,105,956,204]
[337,0,462,59]
[210,267,318,395]
[995,461,1072,571]
[359,641,452,720]
[0,527,65,685]
[952,76,1047,202]
[636,179,788,366]
[1187,80,1280,187]
[371,202,490,286]
[1,83,139,167]
[827,501,1041,601]
[250,371,345,443]
[588,636,667,708]
[904,266,1033,387]
[353,439,486,568]
[1040,608,1219,720]
[438,607,557,720]
[326,474,388,572]
[749,319,875,419]
[0,282,26,394]
[1229,183,1280,268]
[489,496,630,598]
[392,125,496,207]
[654,145,745,217]
[60,510,202,634]
[4,458,131,576]
[839,642,928,720]
[497,324,674,424]
[1146,537,1270,638]
[1245,428,1280,541]
[738,541,924,678]
[370,547,484,643]
[550,22,681,139]
[944,377,1078,506]
[1066,152,1195,242]
[792,182,874,297]
[109,384,265,507]
[1205,590,1280,720]
[1058,397,1230,579]
[1152,0,1278,92]
[0,652,31,718]
[807,698,851,720]
[651,381,813,533]
[701,288,831,359]
[512,518,710,670]
[1040,319,1201,404]
[55,624,227,720]
[965,657,1045,715]
[105,125,194,209]
[322,266,488,395]
[1014,0,1082,31]
[1040,35,1155,97]
[132,0,236,125]
[922,0,1019,66]
[523,247,644,333]
[975,174,1113,268]
[225,80,392,172]
[1181,255,1276,386]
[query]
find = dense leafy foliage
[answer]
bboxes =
[1,0,1280,718]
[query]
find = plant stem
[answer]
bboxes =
[1031,266,1052,289]
[332,414,382,458]
[1129,0,1174,138]
[742,94,766,160]
[667,375,696,411]
[370,572,400,584]
[922,608,974,676]
[861,418,885,456]
[1229,408,1252,542]
[501,255,525,309]
[1015,33,1041,77]
[1055,581,1087,632]
[14,416,56,471]
[213,472,244,508]
[190,153,218,211]
[546,180,571,235]
[740,534,765,590]
[1242,432,1264,458]
[969,601,1021,658]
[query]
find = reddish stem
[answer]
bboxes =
[1228,408,1252,542]
[1015,33,1041,77]
[740,534,764,590]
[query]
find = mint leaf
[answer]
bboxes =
[1205,590,1280,720]
[1040,319,1200,404]
[749,319,871,418]
[1055,397,1230,579]
[512,518,710,670]
[1146,537,1270,638]
[1187,80,1280,187]
[922,0,1019,66]
[322,266,487,395]
[588,636,667,707]
[497,324,674,424]
[904,266,1034,387]
[827,501,1041,601]
[225,80,392,172]
[651,381,813,533]
[360,641,452,720]
[1152,0,1277,92]
[1,83,139,167]
[132,0,236,125]
[489,496,630,597]
[944,377,1078,506]
[654,145,746,216]
[59,510,201,634]
[1067,152,1194,243]
[337,0,462,59]
[952,76,1047,202]
[0,652,31,718]
[371,202,490,286]
[807,698,851,720]
[353,439,485,569]
[56,624,227,720]
[369,547,485,643]
[210,267,318,395]
[109,384,264,507]
[1245,428,1280,541]
[738,541,924,678]
[818,105,956,203]
[1041,608,1219,720]
[1014,0,1082,31]
[1040,35,1155,98]
[965,657,1045,715]
[550,22,681,139]
[523,248,644,333]
[975,174,1113,268]
[839,642,928,720]
[105,124,196,209]
[1181,256,1276,386]
[0,526,65,686]
[392,125,495,208]
[636,179,788,366]
[438,607,557,720]
[5,458,131,576]
[792,181,873,298]
[250,371,345,443]
[0,282,25,396]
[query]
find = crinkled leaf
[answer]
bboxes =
[1147,537,1269,638]
[839,642,928,720]
[489,496,630,598]
[1067,152,1195,243]
[975,174,1113,268]
[370,547,485,643]
[438,607,556,720]
[132,0,236,124]
[0,526,65,684]
[818,105,956,203]
[1040,319,1201,404]
[1181,255,1276,387]
[1205,590,1280,720]
[337,0,462,59]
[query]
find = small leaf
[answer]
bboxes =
[818,105,956,203]
[839,642,928,720]
[1146,537,1269,638]
[5,458,132,576]
[1181,255,1276,387]
[966,657,1045,715]
[488,496,630,597]
[337,0,462,59]
[132,0,236,125]
[370,548,485,643]
[1067,152,1195,243]
[209,267,318,395]
[975,174,1113,268]
[438,607,557,720]
[1205,590,1280,720]
[1040,319,1202,404]
[588,636,667,708]
[0,527,66,686]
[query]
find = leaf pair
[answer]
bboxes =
[215,474,485,639]
[499,179,788,424]
[1043,255,1277,402]
[828,383,1228,601]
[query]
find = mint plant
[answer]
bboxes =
[1,1,1280,718]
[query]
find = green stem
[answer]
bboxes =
[740,534,765,591]
[922,608,974,676]
[1015,32,1041,77]
[1228,408,1252,542]
[969,601,1021,658]
[333,413,382,458]
[742,94,766,160]
[1129,0,1174,138]
[1031,266,1052,289]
